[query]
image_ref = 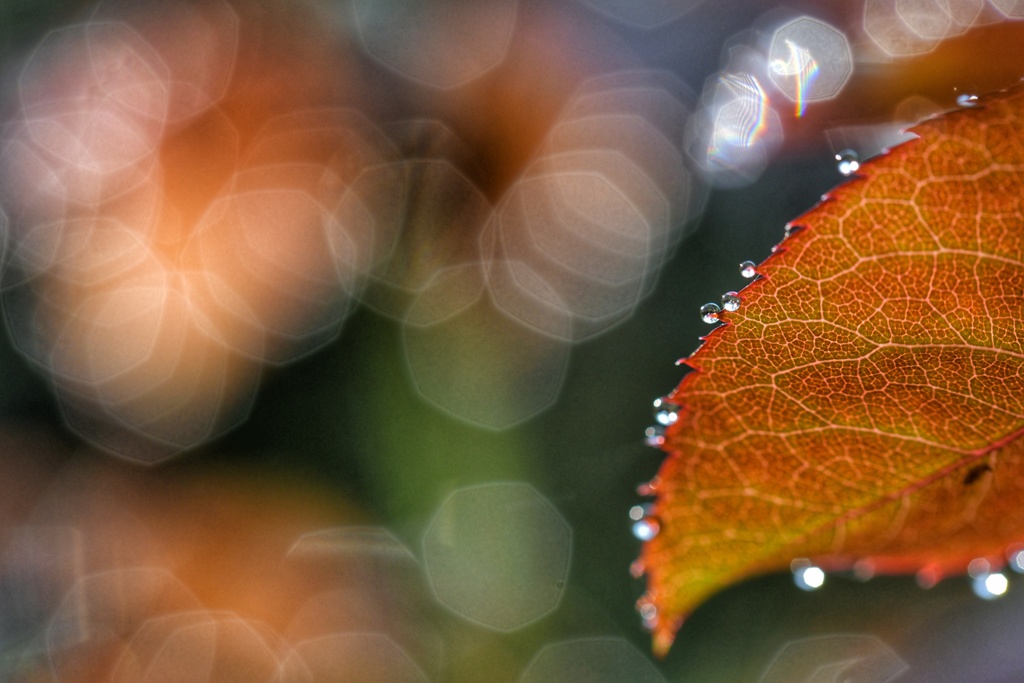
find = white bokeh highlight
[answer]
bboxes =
[359,158,492,322]
[109,611,285,683]
[687,66,782,187]
[768,17,852,110]
[861,0,986,56]
[487,69,704,341]
[758,634,909,683]
[350,0,519,89]
[46,568,204,682]
[0,13,395,462]
[991,0,1024,17]
[423,482,571,631]
[519,638,665,683]
[578,0,705,29]
[403,263,571,429]
[279,634,430,683]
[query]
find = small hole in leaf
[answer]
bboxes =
[963,464,992,486]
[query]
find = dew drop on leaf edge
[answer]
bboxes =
[721,291,740,312]
[653,396,680,425]
[628,504,650,521]
[967,558,990,578]
[835,149,859,176]
[791,558,825,591]
[973,572,1009,600]
[632,518,660,541]
[636,478,659,496]
[1007,545,1024,573]
[636,597,658,631]
[700,302,722,324]
[916,566,940,589]
[957,93,979,107]
[739,260,757,278]
[852,559,875,581]
[644,425,665,447]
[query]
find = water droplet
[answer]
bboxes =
[632,518,660,541]
[721,292,741,312]
[915,566,940,589]
[636,477,660,497]
[628,504,650,521]
[835,149,859,176]
[630,559,646,578]
[1007,545,1024,574]
[791,558,825,591]
[700,302,722,324]
[967,558,991,579]
[653,396,680,426]
[973,572,1008,600]
[636,597,658,630]
[957,93,978,107]
[852,559,875,581]
[739,260,757,278]
[644,425,665,448]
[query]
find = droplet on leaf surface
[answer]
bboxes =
[739,260,757,278]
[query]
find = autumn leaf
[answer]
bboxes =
[640,82,1024,656]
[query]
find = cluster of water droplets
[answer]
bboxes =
[788,546,1024,600]
[635,596,658,632]
[642,395,678,448]
[627,475,661,624]
[698,263,755,324]
[630,398,672,546]
[652,396,679,426]
[629,504,659,543]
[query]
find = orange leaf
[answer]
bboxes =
[641,82,1024,656]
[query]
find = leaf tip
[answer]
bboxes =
[651,612,685,658]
